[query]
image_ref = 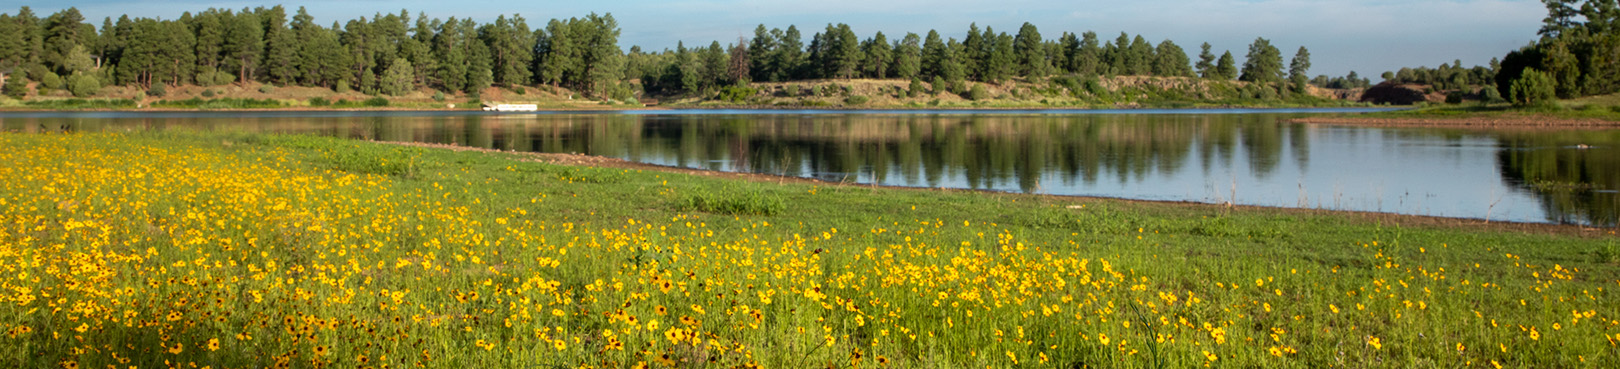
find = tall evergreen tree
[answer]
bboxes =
[1013,22,1048,78]
[1215,51,1237,80]
[1152,40,1192,77]
[892,32,921,80]
[747,25,776,82]
[862,31,890,79]
[433,17,468,92]
[222,9,263,84]
[42,7,91,75]
[777,25,804,80]
[262,6,297,85]
[1195,42,1216,78]
[1239,37,1283,84]
[984,32,1014,83]
[192,10,225,81]
[1073,31,1100,76]
[15,7,46,79]
[536,18,574,88]
[962,23,984,80]
[581,13,624,98]
[1058,32,1080,75]
[920,29,945,79]
[1288,46,1311,93]
[405,12,436,86]
[1126,35,1153,75]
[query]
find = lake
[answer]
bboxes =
[4,109,1616,226]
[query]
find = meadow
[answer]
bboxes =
[0,132,1615,368]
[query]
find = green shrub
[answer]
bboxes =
[1481,86,1504,104]
[363,97,390,107]
[908,79,925,98]
[844,95,870,105]
[335,79,351,93]
[811,85,824,96]
[21,98,138,109]
[718,85,759,103]
[784,85,800,96]
[66,73,100,98]
[2,75,26,99]
[677,189,785,216]
[1445,91,1465,104]
[967,84,990,100]
[258,85,275,94]
[146,83,167,97]
[432,91,446,101]
[1509,68,1556,108]
[308,97,330,106]
[930,76,946,95]
[41,72,63,90]
[201,89,216,98]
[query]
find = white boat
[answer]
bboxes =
[482,103,539,112]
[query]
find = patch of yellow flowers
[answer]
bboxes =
[0,133,1614,368]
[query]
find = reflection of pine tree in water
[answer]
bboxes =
[1497,139,1620,226]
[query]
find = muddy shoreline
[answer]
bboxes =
[1291,115,1620,129]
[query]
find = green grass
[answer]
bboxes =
[1359,93,1620,121]
[1,131,1615,368]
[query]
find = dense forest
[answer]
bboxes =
[0,5,1353,102]
[1496,0,1620,105]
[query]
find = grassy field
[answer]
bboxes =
[0,132,1616,368]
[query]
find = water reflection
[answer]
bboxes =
[3,111,1615,226]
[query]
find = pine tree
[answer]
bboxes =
[536,18,573,88]
[262,6,297,85]
[1074,31,1099,76]
[581,13,623,98]
[984,32,1014,83]
[43,7,90,75]
[962,23,984,80]
[0,14,25,76]
[1058,32,1080,75]
[1215,51,1237,80]
[892,33,921,81]
[863,32,890,79]
[434,17,467,92]
[193,10,225,83]
[777,25,804,80]
[1195,43,1216,78]
[406,12,436,86]
[1239,37,1283,84]
[747,25,776,82]
[1288,46,1311,93]
[380,56,413,95]
[1126,35,1153,75]
[920,30,945,79]
[1013,22,1048,78]
[15,7,46,79]
[1152,40,1191,77]
[223,9,263,84]
[703,41,727,87]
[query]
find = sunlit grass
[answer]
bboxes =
[0,132,1615,368]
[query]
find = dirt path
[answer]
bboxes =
[383,141,1618,239]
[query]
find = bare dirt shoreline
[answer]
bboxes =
[385,140,1617,239]
[1291,115,1620,129]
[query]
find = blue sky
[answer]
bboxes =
[9,0,1545,78]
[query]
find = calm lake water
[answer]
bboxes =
[4,109,1617,226]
